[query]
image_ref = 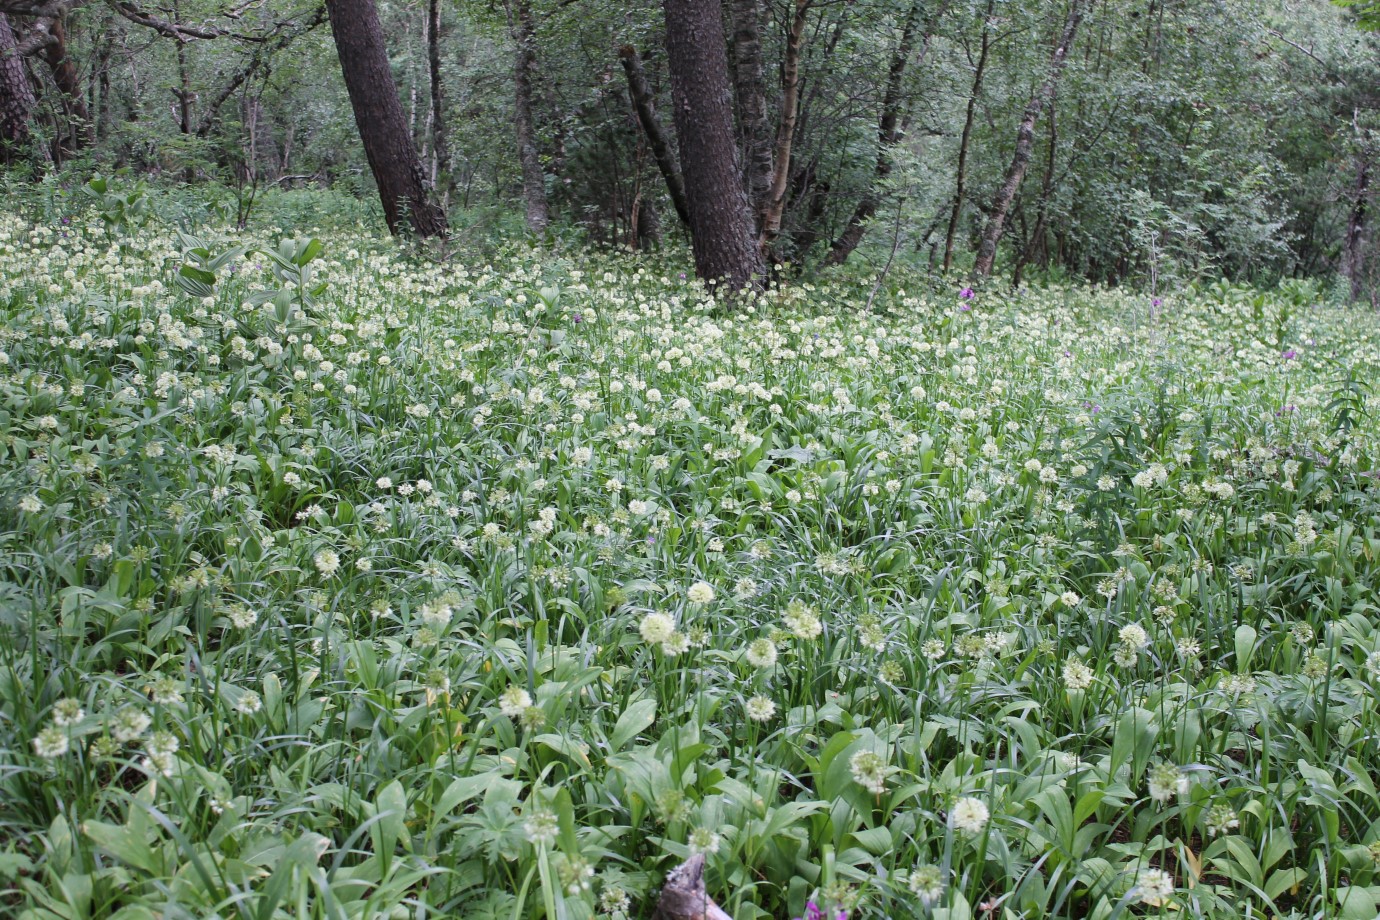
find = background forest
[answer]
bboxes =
[5,4,1380,920]
[2,0,1380,295]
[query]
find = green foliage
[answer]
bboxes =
[1,199,1379,919]
[1336,1,1380,29]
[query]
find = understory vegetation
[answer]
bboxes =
[2,190,1380,919]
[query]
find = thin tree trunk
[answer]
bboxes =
[758,0,810,255]
[728,0,771,226]
[1346,153,1370,303]
[663,0,763,290]
[0,12,37,162]
[324,0,447,237]
[824,0,937,266]
[427,0,450,203]
[943,0,993,273]
[972,0,1084,278]
[1014,97,1058,286]
[511,0,548,233]
[619,44,690,228]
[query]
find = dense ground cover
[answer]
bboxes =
[2,202,1380,920]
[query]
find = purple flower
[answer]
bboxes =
[1152,298,1162,307]
[572,314,582,324]
[1282,349,1297,360]
[959,287,975,300]
[795,901,822,920]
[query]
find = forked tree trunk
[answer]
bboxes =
[972,0,1083,277]
[512,0,548,234]
[619,45,691,228]
[325,0,447,237]
[758,0,810,255]
[824,0,937,267]
[728,0,772,226]
[0,13,36,162]
[664,0,763,290]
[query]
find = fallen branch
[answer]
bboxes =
[652,855,733,920]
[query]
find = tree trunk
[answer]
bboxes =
[1014,97,1059,286]
[728,0,771,226]
[1346,154,1370,303]
[0,12,36,163]
[972,0,1083,278]
[758,0,810,256]
[33,18,92,152]
[427,0,450,204]
[824,0,937,267]
[511,0,548,234]
[619,44,691,228]
[943,0,993,273]
[663,0,763,290]
[324,0,447,237]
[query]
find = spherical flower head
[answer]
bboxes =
[110,706,152,743]
[849,749,888,795]
[746,637,778,669]
[639,612,675,645]
[33,726,70,759]
[1147,762,1189,803]
[1118,624,1149,649]
[235,690,262,715]
[1061,591,1081,607]
[18,494,42,514]
[688,826,721,855]
[950,796,990,834]
[313,549,340,576]
[1062,658,1093,691]
[687,580,715,605]
[499,685,533,718]
[906,864,945,906]
[784,600,823,641]
[661,631,691,657]
[51,698,84,727]
[745,695,776,723]
[1205,803,1239,837]
[1133,868,1174,907]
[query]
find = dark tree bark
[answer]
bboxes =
[427,0,450,202]
[824,0,940,266]
[619,44,690,228]
[943,0,993,273]
[1345,153,1370,303]
[511,0,548,234]
[34,17,90,152]
[324,0,446,237]
[728,0,771,226]
[0,12,36,162]
[758,0,809,255]
[972,0,1084,278]
[663,0,762,290]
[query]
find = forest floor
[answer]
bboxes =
[2,206,1380,919]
